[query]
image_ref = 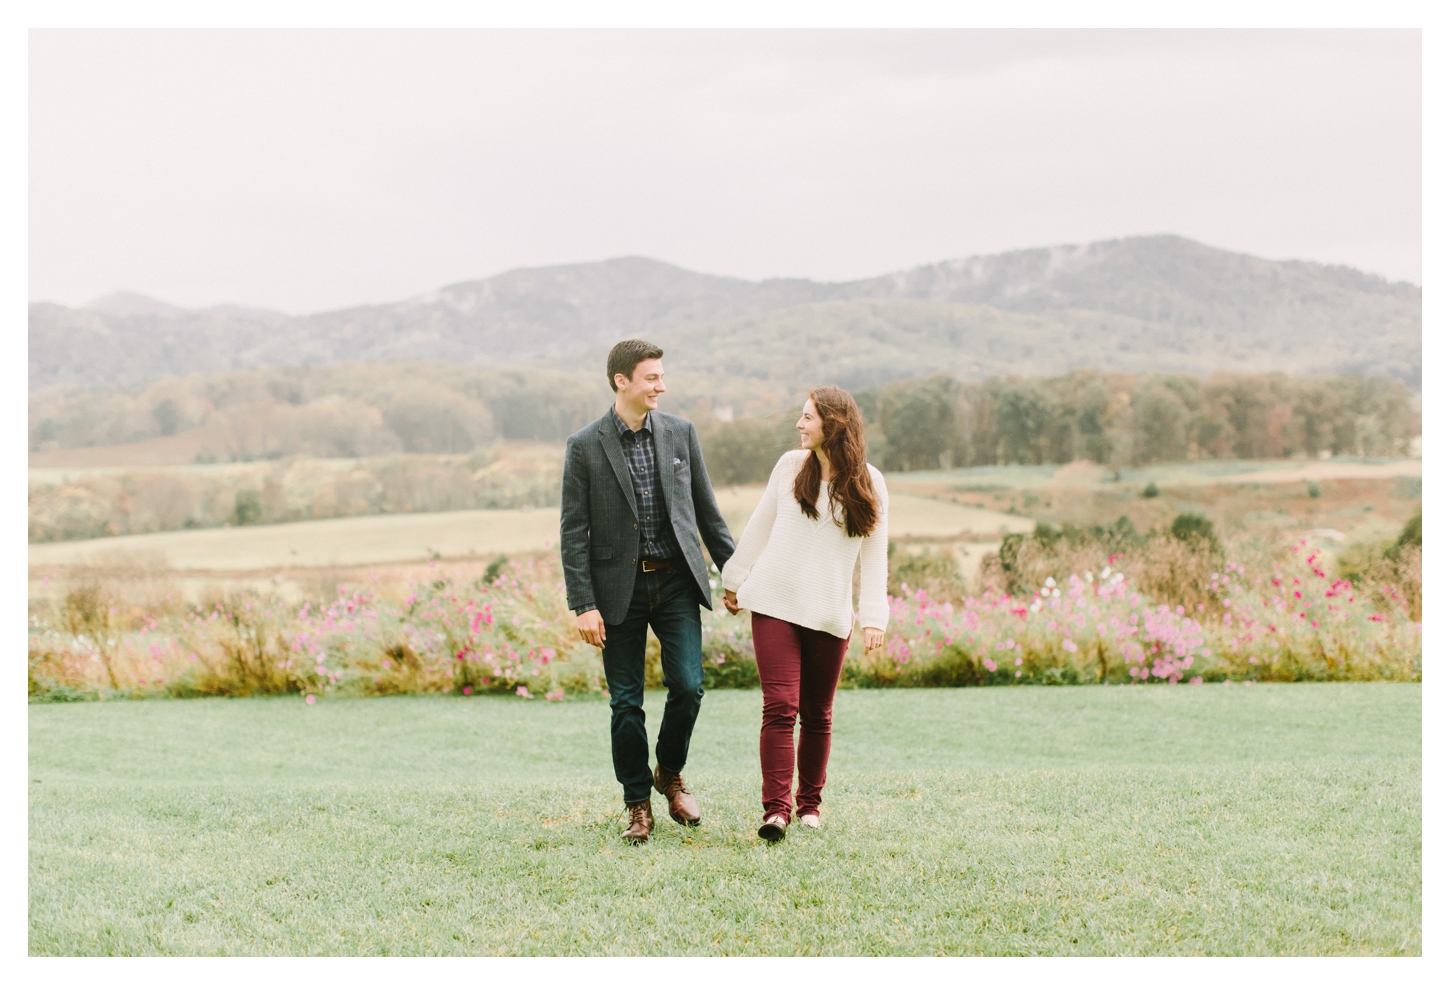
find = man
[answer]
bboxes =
[560,339,736,844]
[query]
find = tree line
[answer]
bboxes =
[29,363,617,460]
[698,369,1418,483]
[31,362,1417,481]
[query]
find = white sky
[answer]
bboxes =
[28,28,1422,313]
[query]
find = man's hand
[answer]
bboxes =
[722,590,740,615]
[863,627,885,652]
[577,609,607,648]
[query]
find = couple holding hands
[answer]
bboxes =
[560,340,888,844]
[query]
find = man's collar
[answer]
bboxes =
[610,405,653,435]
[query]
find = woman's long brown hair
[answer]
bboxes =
[793,385,878,537]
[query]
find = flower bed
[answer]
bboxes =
[846,542,1419,688]
[29,543,1420,702]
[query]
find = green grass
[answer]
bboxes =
[30,684,1420,955]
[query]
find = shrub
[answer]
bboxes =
[1389,511,1421,555]
[1336,513,1422,622]
[1143,481,1159,498]
[1169,513,1220,553]
[232,489,263,526]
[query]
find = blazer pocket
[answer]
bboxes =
[590,546,613,560]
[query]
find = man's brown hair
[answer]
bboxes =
[607,339,665,392]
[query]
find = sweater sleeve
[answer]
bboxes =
[719,452,796,593]
[857,469,890,631]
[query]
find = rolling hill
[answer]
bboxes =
[29,235,1421,392]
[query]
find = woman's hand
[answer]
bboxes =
[863,627,885,652]
[722,590,740,615]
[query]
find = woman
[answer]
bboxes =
[720,386,888,842]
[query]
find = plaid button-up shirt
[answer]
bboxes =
[612,407,680,562]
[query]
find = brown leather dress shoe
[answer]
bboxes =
[622,800,654,844]
[653,764,702,826]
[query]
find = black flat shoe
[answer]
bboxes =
[758,814,788,842]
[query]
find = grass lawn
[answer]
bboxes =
[29,683,1420,955]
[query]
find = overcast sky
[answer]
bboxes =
[29,28,1421,314]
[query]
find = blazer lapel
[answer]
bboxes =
[653,416,676,516]
[598,419,638,518]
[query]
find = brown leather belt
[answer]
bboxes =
[638,557,678,573]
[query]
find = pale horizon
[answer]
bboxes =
[30,29,1422,314]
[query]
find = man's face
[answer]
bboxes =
[615,358,667,411]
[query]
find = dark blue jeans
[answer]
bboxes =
[600,568,705,805]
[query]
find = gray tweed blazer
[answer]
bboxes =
[560,409,736,625]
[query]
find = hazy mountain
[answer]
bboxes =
[29,235,1421,392]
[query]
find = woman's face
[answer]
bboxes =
[797,398,825,452]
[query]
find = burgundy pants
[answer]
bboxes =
[752,612,850,821]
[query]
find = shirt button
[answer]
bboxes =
[634,524,638,529]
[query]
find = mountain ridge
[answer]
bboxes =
[30,235,1421,392]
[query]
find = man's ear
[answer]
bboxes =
[614,373,630,390]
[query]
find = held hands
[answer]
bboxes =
[722,590,741,615]
[576,609,607,649]
[863,627,885,652]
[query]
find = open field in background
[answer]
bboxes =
[29,685,1421,955]
[887,456,1421,490]
[28,508,565,571]
[28,442,568,543]
[30,456,1419,604]
[25,486,1023,649]
[898,461,1421,547]
[30,490,1030,600]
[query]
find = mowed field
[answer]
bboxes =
[886,457,1422,490]
[29,684,1420,955]
[28,490,1031,572]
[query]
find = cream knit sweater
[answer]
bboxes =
[720,450,889,639]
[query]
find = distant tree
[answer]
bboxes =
[151,398,181,437]
[383,388,494,454]
[699,416,795,485]
[1200,373,1297,459]
[1292,377,1343,457]
[1069,377,1113,463]
[1132,379,1191,463]
[989,379,1058,465]
[877,375,968,471]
